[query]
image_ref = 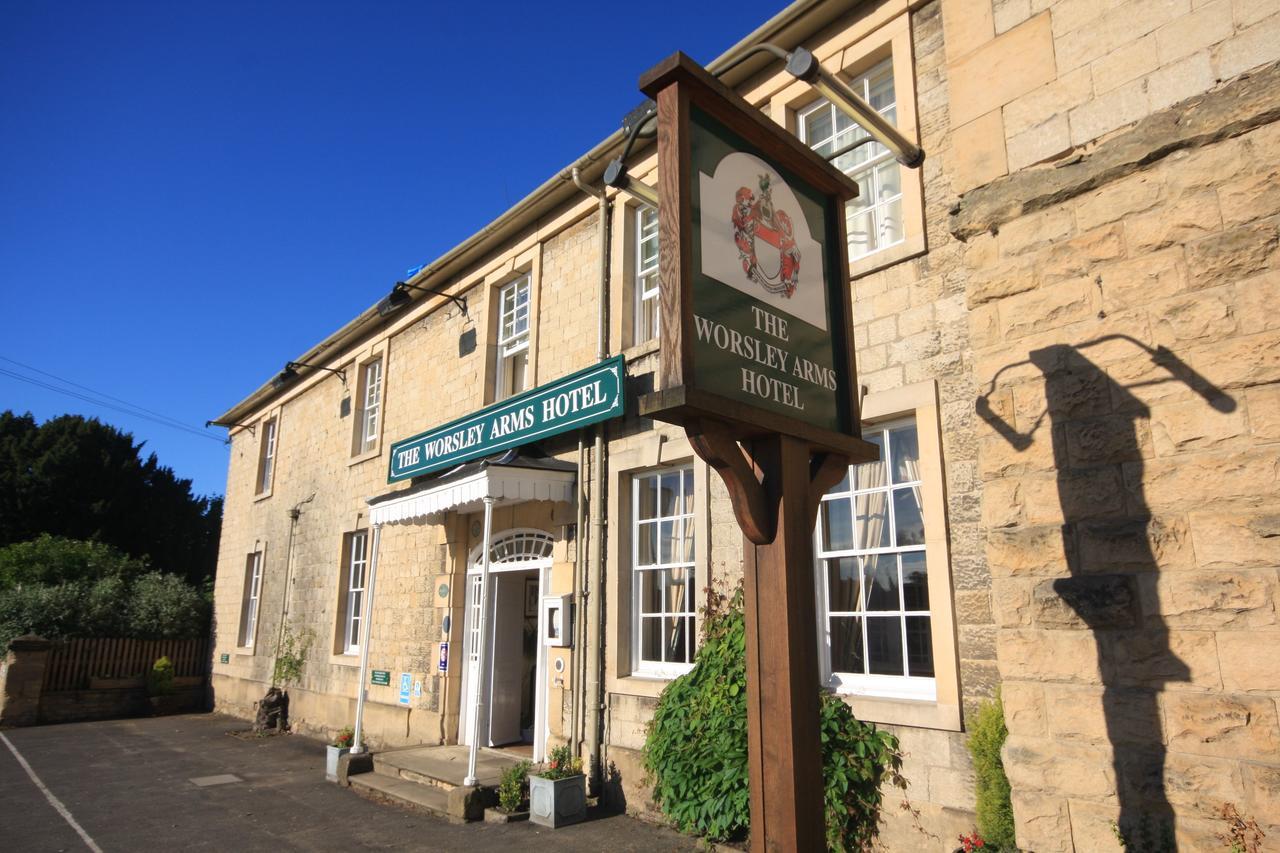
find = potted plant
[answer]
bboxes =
[326,726,354,782]
[486,759,532,822]
[528,744,586,828]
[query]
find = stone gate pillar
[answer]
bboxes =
[0,634,52,727]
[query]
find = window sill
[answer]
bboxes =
[253,489,273,503]
[328,652,361,667]
[348,446,381,468]
[621,339,659,365]
[830,689,962,732]
[847,232,926,280]
[613,670,689,698]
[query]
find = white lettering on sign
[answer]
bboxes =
[489,405,536,440]
[541,380,604,422]
[694,312,836,414]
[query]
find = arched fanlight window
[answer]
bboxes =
[472,530,555,567]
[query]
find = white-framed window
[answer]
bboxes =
[815,418,934,701]
[354,358,383,455]
[256,419,277,496]
[341,530,368,655]
[239,550,263,648]
[634,205,660,344]
[495,276,530,400]
[632,467,696,676]
[798,58,903,261]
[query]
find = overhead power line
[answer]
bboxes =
[0,357,226,444]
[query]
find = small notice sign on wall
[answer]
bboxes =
[219,653,229,664]
[398,673,412,706]
[371,670,391,686]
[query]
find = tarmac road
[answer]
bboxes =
[0,713,698,853]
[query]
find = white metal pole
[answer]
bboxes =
[351,523,383,755]
[463,496,496,787]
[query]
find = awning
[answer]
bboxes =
[367,449,577,526]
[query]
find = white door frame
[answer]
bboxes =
[458,528,554,762]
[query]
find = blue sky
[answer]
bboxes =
[1,0,788,498]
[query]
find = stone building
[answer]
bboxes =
[209,0,1280,848]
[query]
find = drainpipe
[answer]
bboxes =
[351,523,383,754]
[571,167,610,793]
[569,433,586,756]
[272,493,315,687]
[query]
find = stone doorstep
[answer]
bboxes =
[370,744,523,790]
[349,772,460,823]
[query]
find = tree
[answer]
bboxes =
[0,412,222,584]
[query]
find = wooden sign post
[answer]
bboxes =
[637,54,879,851]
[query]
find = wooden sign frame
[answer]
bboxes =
[637,52,876,465]
[637,53,883,853]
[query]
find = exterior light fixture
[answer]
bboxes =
[205,419,256,434]
[376,280,468,318]
[783,47,924,168]
[602,100,661,207]
[272,361,346,389]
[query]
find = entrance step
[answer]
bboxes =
[372,744,520,790]
[347,744,526,822]
[350,772,454,820]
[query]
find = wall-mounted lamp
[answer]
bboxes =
[272,360,347,390]
[782,47,924,168]
[377,280,468,318]
[206,419,255,435]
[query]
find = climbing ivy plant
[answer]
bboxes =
[643,588,904,850]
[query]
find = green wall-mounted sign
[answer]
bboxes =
[370,669,391,686]
[387,355,625,483]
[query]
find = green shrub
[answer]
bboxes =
[498,759,532,812]
[644,589,904,849]
[127,572,209,638]
[272,627,311,687]
[967,692,1016,850]
[537,744,583,781]
[0,535,149,590]
[148,656,175,696]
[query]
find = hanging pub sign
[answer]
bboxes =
[637,53,870,456]
[387,355,624,483]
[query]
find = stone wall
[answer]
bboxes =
[956,54,1280,852]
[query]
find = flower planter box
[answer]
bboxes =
[528,773,586,828]
[326,745,351,782]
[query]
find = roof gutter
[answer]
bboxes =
[212,0,845,428]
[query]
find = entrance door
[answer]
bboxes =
[459,530,554,759]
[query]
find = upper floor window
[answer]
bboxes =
[815,418,932,700]
[354,358,383,455]
[634,205,660,344]
[255,419,277,496]
[798,58,903,261]
[633,467,695,676]
[495,276,530,400]
[239,550,264,648]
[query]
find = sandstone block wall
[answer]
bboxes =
[956,55,1280,853]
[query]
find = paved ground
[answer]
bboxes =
[0,713,698,852]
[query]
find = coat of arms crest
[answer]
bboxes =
[731,172,801,298]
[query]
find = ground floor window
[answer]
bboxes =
[238,550,263,648]
[339,530,368,655]
[632,467,696,677]
[815,418,935,700]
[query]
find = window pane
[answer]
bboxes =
[893,488,925,547]
[640,570,662,615]
[638,476,658,521]
[681,519,694,563]
[830,616,864,675]
[876,159,902,201]
[659,472,681,516]
[641,617,662,663]
[889,425,919,483]
[637,521,656,566]
[825,558,861,613]
[681,469,694,514]
[879,195,904,247]
[830,466,850,494]
[855,491,891,550]
[901,551,929,611]
[666,616,691,664]
[854,432,886,490]
[906,616,934,677]
[658,519,676,564]
[821,497,854,552]
[665,569,690,614]
[866,616,904,676]
[863,554,899,611]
